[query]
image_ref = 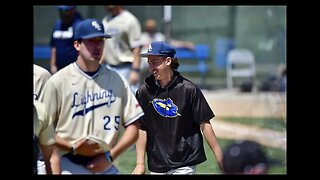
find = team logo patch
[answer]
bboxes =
[148,44,153,52]
[151,98,181,118]
[92,21,102,31]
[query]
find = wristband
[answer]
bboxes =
[105,151,113,162]
[131,67,140,73]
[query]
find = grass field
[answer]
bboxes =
[115,137,286,174]
[115,116,286,174]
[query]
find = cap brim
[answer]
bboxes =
[81,33,112,40]
[140,53,166,57]
[140,53,175,58]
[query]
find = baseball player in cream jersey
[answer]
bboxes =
[33,64,51,100]
[33,64,52,174]
[39,19,144,174]
[100,6,142,93]
[34,100,60,174]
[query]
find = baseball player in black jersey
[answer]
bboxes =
[132,41,224,174]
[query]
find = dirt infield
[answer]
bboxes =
[203,89,286,118]
[211,119,286,150]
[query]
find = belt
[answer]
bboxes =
[63,153,97,166]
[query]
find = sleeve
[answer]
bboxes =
[38,69,52,99]
[137,117,146,131]
[128,18,142,49]
[41,69,51,82]
[34,101,55,146]
[34,65,52,100]
[135,90,146,131]
[122,77,144,127]
[38,111,55,146]
[38,79,61,128]
[191,86,215,125]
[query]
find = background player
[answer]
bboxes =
[132,41,223,174]
[50,5,84,74]
[33,64,52,174]
[139,18,195,83]
[99,5,142,93]
[34,100,61,174]
[39,19,144,174]
[34,64,51,100]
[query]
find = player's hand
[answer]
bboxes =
[75,139,104,156]
[132,163,145,174]
[129,70,139,85]
[86,154,112,173]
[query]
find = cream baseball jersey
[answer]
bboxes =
[34,100,55,146]
[102,10,141,66]
[39,62,144,155]
[33,64,51,100]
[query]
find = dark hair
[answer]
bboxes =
[222,140,268,174]
[170,57,179,70]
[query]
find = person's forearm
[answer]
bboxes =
[55,134,72,152]
[110,122,139,161]
[50,47,58,74]
[201,121,224,172]
[131,129,146,174]
[135,130,146,165]
[131,47,141,69]
[50,48,56,66]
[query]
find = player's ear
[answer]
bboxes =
[164,57,172,66]
[74,40,81,51]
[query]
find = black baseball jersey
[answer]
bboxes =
[136,71,215,173]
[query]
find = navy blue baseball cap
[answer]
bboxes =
[57,6,76,11]
[74,19,112,40]
[140,41,176,58]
